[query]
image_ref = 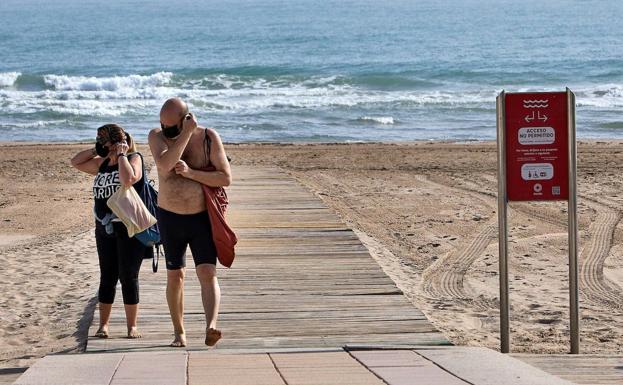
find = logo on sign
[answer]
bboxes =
[518,127,555,145]
[534,183,543,193]
[523,99,549,108]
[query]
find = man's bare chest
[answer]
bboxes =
[181,139,210,169]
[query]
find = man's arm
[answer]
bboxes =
[174,129,232,187]
[148,114,196,172]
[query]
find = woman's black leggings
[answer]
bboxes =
[95,221,144,305]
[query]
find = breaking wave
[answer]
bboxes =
[0,72,21,87]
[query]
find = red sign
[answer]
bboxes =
[505,92,569,201]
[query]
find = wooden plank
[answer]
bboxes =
[512,354,623,384]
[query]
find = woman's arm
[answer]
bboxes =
[115,143,143,188]
[70,147,102,175]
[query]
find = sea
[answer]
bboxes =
[1,0,622,142]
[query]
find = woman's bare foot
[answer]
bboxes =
[127,327,142,339]
[205,328,222,347]
[95,325,109,338]
[170,332,186,347]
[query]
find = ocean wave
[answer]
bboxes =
[598,122,623,130]
[43,72,173,91]
[2,75,623,119]
[1,119,71,129]
[0,72,21,87]
[357,116,395,124]
[179,74,351,91]
[3,70,618,111]
[0,86,488,111]
[575,85,623,108]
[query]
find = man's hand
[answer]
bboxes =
[182,113,197,134]
[174,160,191,177]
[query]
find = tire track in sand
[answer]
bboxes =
[420,220,497,300]
[406,173,623,315]
[420,174,562,303]
[457,176,623,309]
[578,201,623,309]
[417,175,501,303]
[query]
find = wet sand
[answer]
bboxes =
[1,141,622,375]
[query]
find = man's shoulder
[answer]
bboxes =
[148,127,163,141]
[202,127,221,141]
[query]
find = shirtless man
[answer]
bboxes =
[148,98,231,347]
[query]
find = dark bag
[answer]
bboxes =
[133,152,161,272]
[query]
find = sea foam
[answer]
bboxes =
[43,72,173,91]
[358,116,395,124]
[0,72,21,87]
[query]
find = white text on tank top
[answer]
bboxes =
[93,170,120,199]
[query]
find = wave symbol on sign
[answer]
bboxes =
[523,99,549,109]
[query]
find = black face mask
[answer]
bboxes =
[95,141,109,157]
[162,123,180,139]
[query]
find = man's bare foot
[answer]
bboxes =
[170,332,186,347]
[95,325,109,338]
[205,328,222,347]
[127,327,142,339]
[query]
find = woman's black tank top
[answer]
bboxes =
[93,154,143,219]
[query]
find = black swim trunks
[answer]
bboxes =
[156,207,217,269]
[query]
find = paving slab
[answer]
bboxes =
[269,351,361,368]
[190,352,275,369]
[188,352,284,385]
[276,368,384,385]
[351,350,468,385]
[415,347,576,385]
[111,352,186,385]
[188,369,284,385]
[350,349,430,367]
[268,351,384,385]
[13,354,122,385]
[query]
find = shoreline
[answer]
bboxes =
[3,138,623,146]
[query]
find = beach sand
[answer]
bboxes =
[1,141,622,376]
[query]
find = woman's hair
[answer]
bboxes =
[97,124,137,153]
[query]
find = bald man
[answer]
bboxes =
[148,98,231,347]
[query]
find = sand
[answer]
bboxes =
[1,141,622,376]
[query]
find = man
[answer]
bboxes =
[148,98,231,347]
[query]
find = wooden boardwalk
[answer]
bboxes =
[87,166,448,352]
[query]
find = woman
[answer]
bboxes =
[71,124,145,339]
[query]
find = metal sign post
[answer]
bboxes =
[496,92,510,353]
[496,89,579,354]
[567,88,579,354]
